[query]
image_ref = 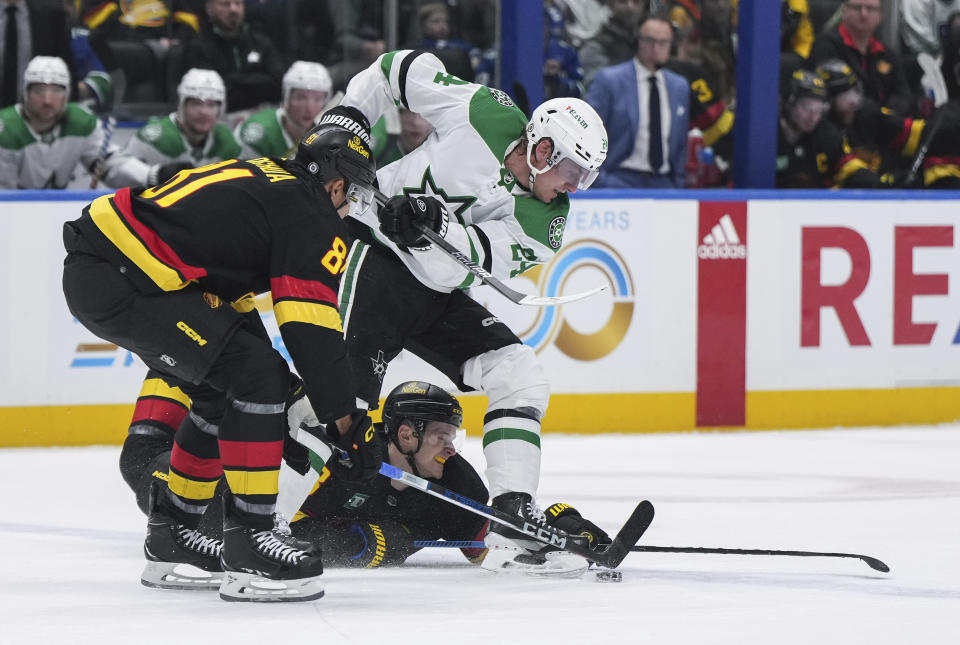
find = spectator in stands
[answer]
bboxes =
[415,1,475,81]
[81,0,200,45]
[782,0,815,62]
[544,2,586,99]
[586,13,689,187]
[579,0,646,86]
[900,0,960,58]
[64,0,113,115]
[325,1,386,90]
[235,60,332,159]
[776,68,880,187]
[1,0,76,108]
[811,0,914,115]
[0,55,140,188]
[664,23,735,176]
[371,106,433,167]
[183,0,282,112]
[121,68,240,185]
[817,58,925,185]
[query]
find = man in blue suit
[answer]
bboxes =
[586,14,690,188]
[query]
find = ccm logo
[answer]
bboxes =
[177,321,207,346]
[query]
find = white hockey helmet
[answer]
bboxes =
[177,68,226,114]
[283,60,332,105]
[22,56,71,99]
[525,97,608,190]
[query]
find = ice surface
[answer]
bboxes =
[2,426,958,644]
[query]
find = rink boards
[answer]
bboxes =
[3,189,960,446]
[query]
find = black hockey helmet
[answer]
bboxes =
[382,381,463,441]
[816,59,860,98]
[783,68,828,104]
[295,105,376,193]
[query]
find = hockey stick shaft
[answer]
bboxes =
[379,462,653,568]
[904,108,943,187]
[411,541,889,573]
[630,545,889,572]
[371,188,606,306]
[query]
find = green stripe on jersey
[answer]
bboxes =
[468,87,527,161]
[0,106,34,150]
[380,51,399,81]
[60,104,98,137]
[482,427,541,449]
[339,241,368,324]
[512,193,569,251]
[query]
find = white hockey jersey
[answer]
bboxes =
[0,103,143,189]
[341,50,570,293]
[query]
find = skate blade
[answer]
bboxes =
[480,547,588,578]
[218,571,325,603]
[141,561,223,591]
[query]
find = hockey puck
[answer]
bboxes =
[595,570,623,583]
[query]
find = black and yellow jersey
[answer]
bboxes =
[776,119,879,188]
[66,157,356,421]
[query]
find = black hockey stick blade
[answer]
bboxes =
[630,545,889,573]
[592,500,655,569]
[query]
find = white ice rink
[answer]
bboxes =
[3,425,958,645]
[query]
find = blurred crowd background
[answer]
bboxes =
[1,0,959,191]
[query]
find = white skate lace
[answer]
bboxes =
[525,500,547,525]
[178,528,222,557]
[253,530,308,564]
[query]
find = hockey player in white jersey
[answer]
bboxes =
[337,50,610,575]
[235,61,333,160]
[0,56,140,189]
[120,69,241,186]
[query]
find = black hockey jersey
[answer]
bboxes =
[66,157,356,421]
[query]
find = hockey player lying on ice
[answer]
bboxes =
[120,378,612,578]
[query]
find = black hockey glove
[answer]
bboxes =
[327,410,383,483]
[378,195,448,251]
[148,161,194,186]
[545,503,612,550]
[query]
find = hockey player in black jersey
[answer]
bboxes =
[776,68,880,188]
[62,106,379,602]
[119,378,610,569]
[817,59,926,184]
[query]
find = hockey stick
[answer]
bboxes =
[372,188,607,306]
[89,116,116,189]
[379,462,654,569]
[411,540,888,572]
[630,545,889,572]
[902,107,943,188]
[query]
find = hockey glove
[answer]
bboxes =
[545,503,612,550]
[378,195,448,251]
[148,161,194,187]
[327,410,383,483]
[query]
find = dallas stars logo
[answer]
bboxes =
[401,167,476,221]
[497,167,516,190]
[370,350,388,383]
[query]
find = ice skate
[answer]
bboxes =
[218,494,324,602]
[480,492,588,578]
[141,483,224,591]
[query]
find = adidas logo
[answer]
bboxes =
[697,214,746,260]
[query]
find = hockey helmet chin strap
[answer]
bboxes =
[391,419,428,479]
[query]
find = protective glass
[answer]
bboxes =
[554,157,599,190]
